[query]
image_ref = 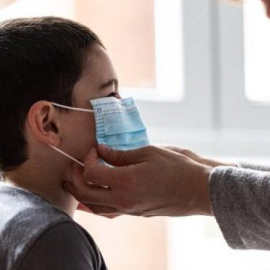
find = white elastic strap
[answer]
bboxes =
[49,145,85,167]
[51,102,94,113]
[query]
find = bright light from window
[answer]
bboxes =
[75,0,184,102]
[0,0,184,102]
[153,0,184,101]
[244,0,270,103]
[121,0,184,101]
[0,0,75,20]
[127,0,184,101]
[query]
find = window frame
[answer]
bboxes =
[129,0,215,130]
[216,2,270,130]
[0,0,216,131]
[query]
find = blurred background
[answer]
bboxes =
[1,0,270,269]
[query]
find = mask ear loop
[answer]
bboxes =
[49,145,85,167]
[48,102,94,167]
[51,102,94,113]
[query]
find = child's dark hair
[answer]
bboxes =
[0,16,104,171]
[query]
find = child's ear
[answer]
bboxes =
[27,101,61,146]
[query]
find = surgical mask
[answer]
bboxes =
[50,97,150,167]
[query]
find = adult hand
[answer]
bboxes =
[65,145,213,217]
[164,146,236,168]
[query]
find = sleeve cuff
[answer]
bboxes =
[209,166,270,250]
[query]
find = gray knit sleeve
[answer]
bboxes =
[209,166,270,250]
[236,162,270,172]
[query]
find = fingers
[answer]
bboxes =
[83,204,120,216]
[83,147,101,168]
[81,147,119,187]
[163,145,190,156]
[65,171,115,207]
[163,145,183,153]
[67,145,160,214]
[80,145,152,187]
[163,145,204,164]
[76,202,121,218]
[99,214,121,219]
[82,146,122,187]
[97,144,149,166]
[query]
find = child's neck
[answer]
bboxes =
[3,162,78,217]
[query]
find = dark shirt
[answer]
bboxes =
[0,183,107,270]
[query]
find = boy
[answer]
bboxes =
[0,16,120,269]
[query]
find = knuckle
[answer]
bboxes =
[164,145,173,151]
[140,145,158,158]
[180,149,190,156]
[114,150,123,160]
[113,150,127,166]
[146,145,158,152]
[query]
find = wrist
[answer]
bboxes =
[196,165,213,216]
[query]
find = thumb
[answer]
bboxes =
[84,147,101,167]
[97,144,149,166]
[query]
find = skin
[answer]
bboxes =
[64,0,270,218]
[66,145,213,217]
[3,44,120,217]
[262,0,270,17]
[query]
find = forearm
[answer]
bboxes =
[209,166,270,250]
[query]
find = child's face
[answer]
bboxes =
[59,45,120,166]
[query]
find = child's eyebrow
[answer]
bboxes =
[99,78,118,90]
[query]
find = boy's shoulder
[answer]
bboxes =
[0,183,70,269]
[18,221,107,270]
[0,183,107,270]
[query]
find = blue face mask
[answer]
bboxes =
[90,97,149,150]
[50,97,150,167]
